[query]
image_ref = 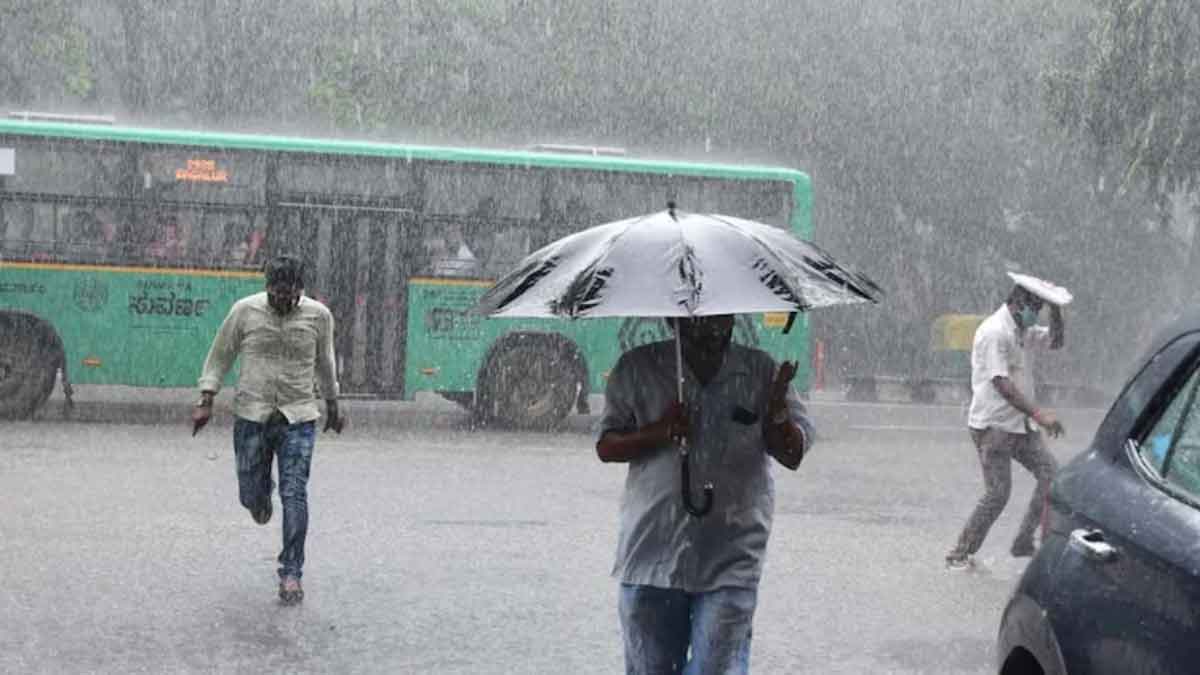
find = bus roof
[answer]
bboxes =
[0,118,808,186]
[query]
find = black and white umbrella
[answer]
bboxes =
[475,204,883,515]
[477,205,881,320]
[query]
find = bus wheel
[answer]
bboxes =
[478,337,584,430]
[0,315,60,420]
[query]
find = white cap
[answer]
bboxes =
[1007,272,1073,306]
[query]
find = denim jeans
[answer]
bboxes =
[619,584,758,675]
[233,416,316,580]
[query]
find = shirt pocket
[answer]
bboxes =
[721,402,765,468]
[283,320,319,361]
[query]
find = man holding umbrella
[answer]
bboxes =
[472,203,880,672]
[597,314,814,674]
[945,272,1068,570]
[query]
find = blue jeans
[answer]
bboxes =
[233,416,316,580]
[619,584,758,675]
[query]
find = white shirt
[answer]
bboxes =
[198,292,339,424]
[967,304,1051,433]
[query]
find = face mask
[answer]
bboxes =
[1018,305,1040,327]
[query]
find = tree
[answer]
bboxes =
[0,2,95,106]
[1044,0,1200,303]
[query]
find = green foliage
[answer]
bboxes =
[0,2,94,103]
[1047,1,1200,197]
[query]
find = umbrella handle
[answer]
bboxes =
[680,445,714,517]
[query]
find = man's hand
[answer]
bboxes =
[647,402,689,445]
[597,402,688,463]
[1033,409,1065,438]
[191,392,215,436]
[323,399,347,434]
[768,361,799,416]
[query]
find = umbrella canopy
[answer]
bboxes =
[475,207,882,320]
[474,205,882,517]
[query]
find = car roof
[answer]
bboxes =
[1144,306,1200,359]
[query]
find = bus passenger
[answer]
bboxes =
[229,227,264,266]
[147,220,183,262]
[428,223,478,277]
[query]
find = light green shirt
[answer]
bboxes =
[198,291,338,424]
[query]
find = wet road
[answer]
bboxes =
[0,410,1095,673]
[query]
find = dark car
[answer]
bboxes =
[997,307,1200,675]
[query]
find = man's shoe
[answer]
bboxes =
[279,576,304,604]
[945,554,975,571]
[251,499,272,525]
[1011,540,1036,558]
[250,479,276,525]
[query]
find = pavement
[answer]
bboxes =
[34,384,1110,443]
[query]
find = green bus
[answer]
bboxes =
[0,117,813,426]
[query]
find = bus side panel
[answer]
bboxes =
[0,263,259,387]
[404,278,811,399]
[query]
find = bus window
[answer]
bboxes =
[144,212,186,264]
[666,177,704,215]
[221,213,264,268]
[1,141,124,197]
[425,166,541,220]
[421,220,480,278]
[553,173,669,220]
[61,206,119,262]
[702,179,792,226]
[278,156,414,202]
[0,201,30,257]
[540,172,667,247]
[0,201,58,259]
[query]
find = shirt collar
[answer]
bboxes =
[996,304,1017,332]
[996,304,1026,346]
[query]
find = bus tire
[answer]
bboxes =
[476,334,586,430]
[0,313,61,420]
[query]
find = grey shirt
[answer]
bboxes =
[598,341,815,592]
[197,292,338,424]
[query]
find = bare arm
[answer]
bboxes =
[993,376,1064,437]
[596,403,687,463]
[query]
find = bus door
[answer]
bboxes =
[273,202,415,398]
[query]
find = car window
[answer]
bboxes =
[1102,332,1200,452]
[1139,366,1200,495]
[1121,335,1200,421]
